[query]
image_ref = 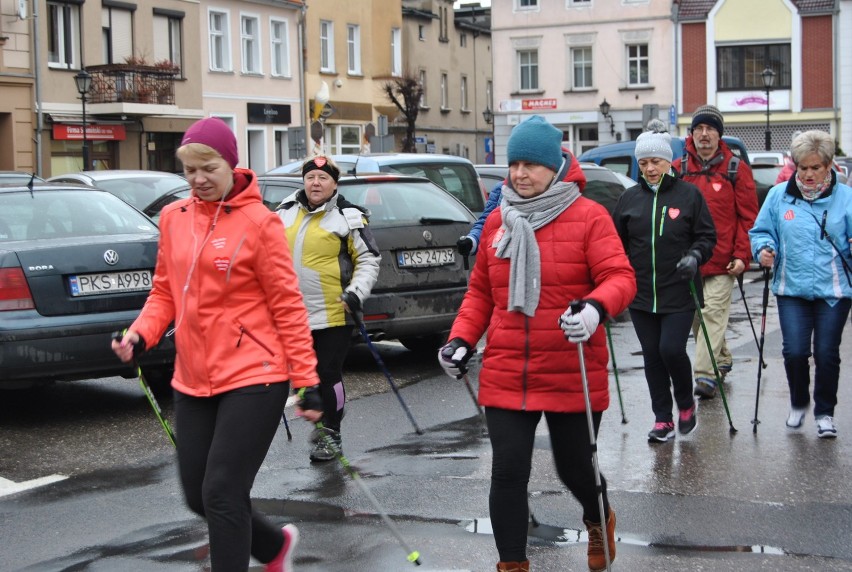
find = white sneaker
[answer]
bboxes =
[815,416,837,439]
[786,407,806,429]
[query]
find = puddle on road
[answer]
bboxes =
[463,517,789,556]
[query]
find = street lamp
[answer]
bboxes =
[761,67,776,151]
[74,70,93,170]
[482,106,493,125]
[599,98,615,137]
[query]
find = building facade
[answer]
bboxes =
[403,0,493,163]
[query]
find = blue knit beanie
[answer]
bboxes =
[507,115,563,172]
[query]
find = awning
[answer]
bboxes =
[141,116,198,132]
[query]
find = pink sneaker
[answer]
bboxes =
[265,524,299,572]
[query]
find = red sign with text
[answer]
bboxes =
[522,98,557,110]
[53,124,127,141]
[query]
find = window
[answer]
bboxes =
[347,25,361,74]
[209,10,231,71]
[486,79,493,110]
[320,20,334,72]
[102,5,134,64]
[418,25,425,41]
[47,1,80,69]
[419,69,428,108]
[270,19,290,77]
[517,0,538,8]
[717,44,791,90]
[460,33,467,48]
[441,72,449,109]
[519,50,539,91]
[571,47,593,89]
[391,28,402,77]
[627,43,649,86]
[327,125,362,155]
[570,0,592,5]
[153,11,183,72]
[241,15,261,74]
[460,75,469,111]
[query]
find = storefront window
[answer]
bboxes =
[50,139,114,176]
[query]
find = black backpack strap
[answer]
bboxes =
[726,155,740,186]
[680,148,688,177]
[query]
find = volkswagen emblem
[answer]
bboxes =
[103,250,119,265]
[422,230,433,242]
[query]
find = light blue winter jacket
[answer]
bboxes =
[749,179,852,303]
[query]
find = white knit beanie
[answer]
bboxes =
[635,130,673,162]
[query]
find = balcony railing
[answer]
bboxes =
[86,63,179,105]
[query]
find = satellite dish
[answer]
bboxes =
[17,0,27,20]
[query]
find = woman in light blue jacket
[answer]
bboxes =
[750,130,852,438]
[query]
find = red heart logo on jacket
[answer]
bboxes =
[712,182,722,192]
[668,208,680,219]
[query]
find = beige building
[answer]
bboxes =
[0,0,37,173]
[403,0,493,163]
[300,0,403,159]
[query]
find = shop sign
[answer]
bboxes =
[522,98,557,110]
[247,103,292,124]
[53,124,126,141]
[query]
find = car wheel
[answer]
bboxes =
[140,366,174,400]
[399,333,448,354]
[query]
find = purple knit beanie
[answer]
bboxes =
[181,117,239,168]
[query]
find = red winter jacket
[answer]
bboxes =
[132,169,319,397]
[673,138,758,276]
[449,196,636,413]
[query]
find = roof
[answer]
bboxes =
[675,0,835,20]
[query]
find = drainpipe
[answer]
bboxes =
[832,3,840,146]
[32,0,43,175]
[671,1,680,135]
[299,2,308,153]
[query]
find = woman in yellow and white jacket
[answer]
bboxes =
[278,155,381,461]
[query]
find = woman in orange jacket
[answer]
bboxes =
[112,117,321,572]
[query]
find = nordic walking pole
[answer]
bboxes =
[281,409,293,441]
[113,331,177,447]
[604,322,627,424]
[353,314,424,435]
[568,301,612,571]
[736,273,767,369]
[752,268,771,433]
[688,281,738,433]
[461,372,487,428]
[312,419,422,566]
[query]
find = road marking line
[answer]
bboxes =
[0,474,68,497]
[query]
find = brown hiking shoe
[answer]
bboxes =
[584,508,616,571]
[496,561,529,572]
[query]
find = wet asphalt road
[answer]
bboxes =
[1,270,851,571]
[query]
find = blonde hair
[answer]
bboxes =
[176,142,230,166]
[791,130,835,166]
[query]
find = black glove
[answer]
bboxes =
[438,337,474,379]
[457,236,475,257]
[676,251,700,281]
[111,330,147,357]
[298,386,323,413]
[340,291,362,314]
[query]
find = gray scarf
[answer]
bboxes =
[496,179,581,316]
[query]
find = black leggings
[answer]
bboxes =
[312,325,353,433]
[629,308,695,422]
[174,382,288,571]
[486,407,608,563]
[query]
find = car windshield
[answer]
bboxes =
[93,176,189,210]
[379,163,484,214]
[144,188,192,225]
[0,190,157,241]
[337,180,472,225]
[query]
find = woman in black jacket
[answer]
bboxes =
[612,128,716,443]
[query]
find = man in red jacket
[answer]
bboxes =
[673,105,759,399]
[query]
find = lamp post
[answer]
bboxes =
[482,106,494,164]
[74,70,93,170]
[598,98,615,138]
[482,106,493,126]
[761,67,776,152]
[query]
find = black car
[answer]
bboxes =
[144,174,477,352]
[475,162,636,215]
[258,173,477,351]
[0,183,175,389]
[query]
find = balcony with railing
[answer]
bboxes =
[86,63,180,105]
